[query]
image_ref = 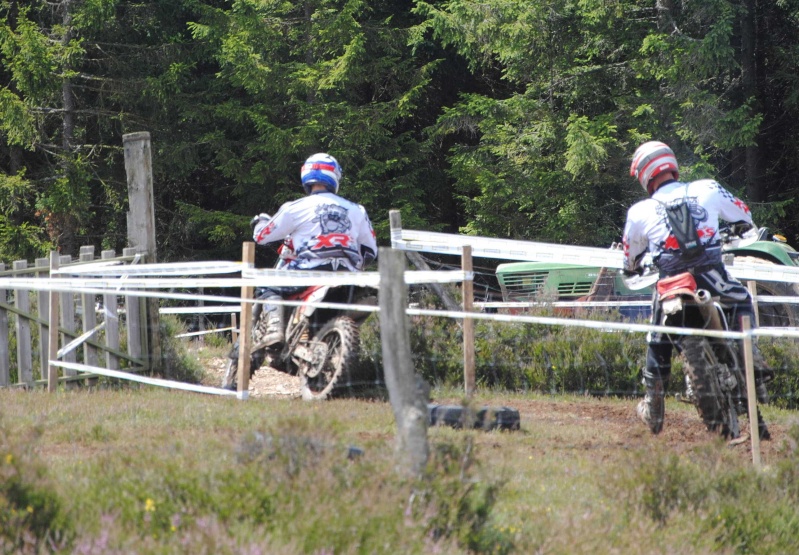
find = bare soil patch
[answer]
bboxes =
[203,356,302,398]
[202,355,788,464]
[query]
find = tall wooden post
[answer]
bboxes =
[741,316,762,470]
[462,245,475,396]
[0,263,8,386]
[236,242,255,400]
[35,257,50,382]
[379,247,428,476]
[13,260,32,386]
[124,131,162,373]
[47,252,60,392]
[101,250,120,372]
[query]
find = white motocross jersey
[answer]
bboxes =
[623,179,754,275]
[253,192,377,271]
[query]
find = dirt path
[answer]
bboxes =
[202,356,789,463]
[204,356,302,398]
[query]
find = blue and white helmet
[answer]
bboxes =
[301,153,342,194]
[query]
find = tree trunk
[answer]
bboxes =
[741,0,765,202]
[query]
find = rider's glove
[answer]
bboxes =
[250,213,271,228]
[622,268,643,278]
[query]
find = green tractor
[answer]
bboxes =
[495,228,799,326]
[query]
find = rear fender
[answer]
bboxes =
[294,286,329,319]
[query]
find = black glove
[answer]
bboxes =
[622,268,643,278]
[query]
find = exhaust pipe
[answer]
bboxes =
[695,289,724,330]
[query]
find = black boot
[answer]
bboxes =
[637,375,668,434]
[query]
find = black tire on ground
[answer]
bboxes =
[733,256,799,327]
[681,336,738,438]
[221,306,270,389]
[221,345,266,390]
[301,316,360,401]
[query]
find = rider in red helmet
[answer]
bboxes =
[623,141,772,434]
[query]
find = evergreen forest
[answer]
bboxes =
[2,0,799,265]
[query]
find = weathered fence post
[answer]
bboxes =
[124,131,162,373]
[378,246,429,476]
[35,257,50,382]
[462,245,475,396]
[0,263,8,386]
[59,254,77,382]
[101,250,120,372]
[746,281,760,327]
[48,252,60,392]
[236,242,255,399]
[13,260,32,386]
[123,247,144,364]
[80,246,99,380]
[741,316,762,470]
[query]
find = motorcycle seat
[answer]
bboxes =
[657,272,698,299]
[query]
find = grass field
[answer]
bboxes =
[3,356,799,555]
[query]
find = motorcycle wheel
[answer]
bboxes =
[681,336,739,438]
[733,256,799,327]
[301,316,360,401]
[221,345,267,390]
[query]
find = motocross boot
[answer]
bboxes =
[637,375,668,434]
[261,296,286,348]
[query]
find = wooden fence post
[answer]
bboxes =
[101,250,120,372]
[124,131,161,373]
[462,245,475,396]
[48,252,60,392]
[747,281,760,327]
[59,254,77,382]
[0,263,8,386]
[236,242,255,399]
[378,247,429,476]
[35,257,50,382]
[123,247,144,364]
[80,246,99,379]
[742,316,762,470]
[13,260,32,386]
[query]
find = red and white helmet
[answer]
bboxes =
[630,141,679,195]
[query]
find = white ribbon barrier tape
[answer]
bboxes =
[57,321,106,359]
[726,261,799,285]
[49,361,239,397]
[477,295,799,310]
[392,228,799,284]
[174,327,236,339]
[0,270,471,295]
[393,228,625,268]
[54,260,247,277]
[160,306,241,314]
[477,300,652,309]
[407,306,799,340]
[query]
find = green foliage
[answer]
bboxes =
[398,291,646,394]
[610,435,799,554]
[0,421,71,552]
[158,315,205,383]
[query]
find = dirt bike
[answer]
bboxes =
[653,271,770,440]
[223,237,378,400]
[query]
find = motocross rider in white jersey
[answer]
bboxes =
[249,152,377,348]
[623,141,771,434]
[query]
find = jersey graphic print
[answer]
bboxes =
[304,204,359,267]
[657,197,713,252]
